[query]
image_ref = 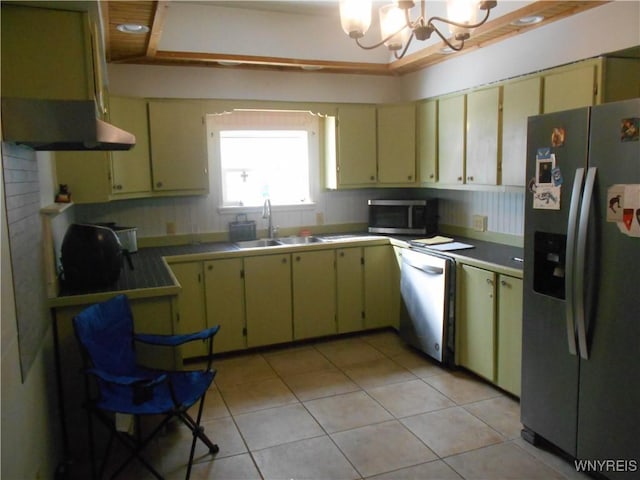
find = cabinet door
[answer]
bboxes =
[336,105,377,186]
[204,258,246,353]
[363,245,393,329]
[457,264,496,381]
[501,77,541,186]
[171,262,207,359]
[417,99,438,183]
[244,254,293,348]
[109,96,152,196]
[148,101,209,192]
[292,250,336,340]
[543,63,597,113]
[466,87,500,185]
[438,94,466,184]
[497,275,523,396]
[1,5,93,100]
[55,151,112,203]
[336,247,364,334]
[377,104,416,184]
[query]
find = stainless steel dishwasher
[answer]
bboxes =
[399,247,455,365]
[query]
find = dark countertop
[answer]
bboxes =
[56,234,523,299]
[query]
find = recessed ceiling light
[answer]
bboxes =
[511,15,544,26]
[301,65,323,71]
[116,24,150,34]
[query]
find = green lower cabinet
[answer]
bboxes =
[336,247,364,333]
[496,275,523,396]
[170,262,207,359]
[457,264,496,381]
[244,254,293,348]
[292,250,337,340]
[363,245,394,329]
[457,263,523,397]
[204,258,246,353]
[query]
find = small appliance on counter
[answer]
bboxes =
[95,222,138,253]
[368,199,438,235]
[60,224,126,291]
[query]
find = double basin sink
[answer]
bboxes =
[235,236,325,249]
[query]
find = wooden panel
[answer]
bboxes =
[543,63,597,113]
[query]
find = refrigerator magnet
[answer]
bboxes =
[606,185,624,222]
[536,154,555,185]
[620,118,639,142]
[615,184,640,237]
[533,185,561,210]
[551,167,563,186]
[551,127,565,147]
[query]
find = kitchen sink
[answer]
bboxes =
[277,236,324,245]
[234,238,282,249]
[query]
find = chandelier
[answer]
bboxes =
[339,0,497,59]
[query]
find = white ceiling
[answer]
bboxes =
[158,1,534,65]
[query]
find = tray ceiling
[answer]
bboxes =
[102,1,609,76]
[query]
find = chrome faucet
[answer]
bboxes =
[262,198,275,238]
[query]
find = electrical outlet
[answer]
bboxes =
[472,215,488,232]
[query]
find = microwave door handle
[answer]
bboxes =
[408,205,413,229]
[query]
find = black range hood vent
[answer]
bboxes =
[1,98,135,151]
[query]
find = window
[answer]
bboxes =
[210,110,317,208]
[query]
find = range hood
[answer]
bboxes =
[1,98,135,151]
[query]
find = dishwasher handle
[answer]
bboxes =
[406,262,444,275]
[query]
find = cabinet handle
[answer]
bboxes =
[113,184,123,190]
[467,176,474,181]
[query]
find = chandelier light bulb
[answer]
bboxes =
[446,0,480,36]
[339,0,372,39]
[379,3,409,51]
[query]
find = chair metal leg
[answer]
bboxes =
[182,390,219,480]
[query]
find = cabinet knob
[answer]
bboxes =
[370,175,376,181]
[339,252,345,257]
[467,176,474,181]
[156,181,163,188]
[486,278,494,285]
[208,265,213,271]
[457,176,463,182]
[501,280,510,287]
[282,257,288,264]
[408,175,413,180]
[429,174,434,179]
[296,256,301,262]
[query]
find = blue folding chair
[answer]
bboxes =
[73,294,220,479]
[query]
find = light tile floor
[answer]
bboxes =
[99,330,590,480]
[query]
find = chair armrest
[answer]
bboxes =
[134,325,220,347]
[86,368,167,388]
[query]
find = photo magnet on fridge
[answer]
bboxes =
[615,184,640,237]
[620,118,639,142]
[606,185,625,222]
[533,152,561,210]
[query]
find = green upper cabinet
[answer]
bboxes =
[416,99,438,184]
[543,62,597,113]
[109,96,152,197]
[335,105,378,186]
[148,101,209,193]
[1,4,94,101]
[377,103,416,184]
[501,77,542,186]
[438,94,466,185]
[292,250,336,340]
[466,86,501,186]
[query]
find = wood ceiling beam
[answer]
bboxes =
[147,0,170,58]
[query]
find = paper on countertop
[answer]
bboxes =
[428,241,475,251]
[411,236,453,245]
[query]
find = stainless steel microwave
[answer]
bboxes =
[368,199,438,235]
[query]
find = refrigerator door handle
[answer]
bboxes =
[575,167,597,360]
[565,167,585,356]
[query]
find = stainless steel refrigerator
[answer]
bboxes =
[521,98,640,479]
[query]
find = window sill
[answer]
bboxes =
[218,202,316,215]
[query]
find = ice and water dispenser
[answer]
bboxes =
[533,232,566,299]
